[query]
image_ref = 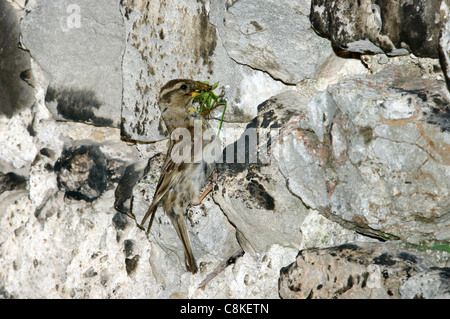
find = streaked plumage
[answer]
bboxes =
[140,79,215,274]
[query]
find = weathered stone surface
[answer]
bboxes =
[0,0,35,117]
[315,53,368,91]
[0,107,37,176]
[120,0,287,142]
[54,141,132,202]
[27,92,140,208]
[440,1,450,88]
[310,0,446,58]
[212,91,310,254]
[191,244,298,298]
[5,0,26,11]
[2,0,448,301]
[279,242,442,299]
[0,172,27,195]
[399,267,450,299]
[217,0,333,84]
[275,64,450,246]
[298,210,377,250]
[2,182,269,299]
[127,154,241,290]
[114,159,150,216]
[20,0,125,127]
[0,188,156,298]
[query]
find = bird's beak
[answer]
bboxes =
[191,91,201,97]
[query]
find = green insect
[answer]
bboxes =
[192,81,227,135]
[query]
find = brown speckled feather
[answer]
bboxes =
[141,121,214,273]
[140,79,217,274]
[140,141,186,232]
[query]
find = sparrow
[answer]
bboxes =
[140,79,216,274]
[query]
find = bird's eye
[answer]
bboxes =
[180,84,188,90]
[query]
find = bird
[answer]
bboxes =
[140,79,216,274]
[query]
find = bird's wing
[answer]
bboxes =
[140,125,206,232]
[140,143,187,231]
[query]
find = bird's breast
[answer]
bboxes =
[164,161,212,210]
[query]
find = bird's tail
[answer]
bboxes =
[141,203,158,234]
[169,208,198,274]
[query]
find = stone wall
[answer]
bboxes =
[0,0,448,299]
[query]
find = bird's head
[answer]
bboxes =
[158,79,211,132]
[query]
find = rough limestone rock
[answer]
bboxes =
[440,1,450,87]
[20,0,125,127]
[298,210,377,250]
[279,242,445,299]
[310,0,447,58]
[5,0,26,11]
[0,187,156,299]
[0,107,37,176]
[275,64,450,246]
[212,91,311,254]
[54,141,136,203]
[1,0,448,300]
[217,0,333,84]
[123,153,242,291]
[191,244,298,298]
[0,0,35,117]
[2,185,294,299]
[399,267,450,299]
[311,0,450,90]
[114,158,150,216]
[120,0,287,142]
[0,172,27,195]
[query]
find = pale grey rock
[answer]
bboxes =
[29,146,58,208]
[190,244,298,298]
[274,104,333,211]
[400,268,450,299]
[305,90,338,143]
[315,54,368,91]
[0,108,37,176]
[440,1,450,88]
[53,140,139,203]
[279,242,440,299]
[276,121,330,210]
[0,188,158,298]
[128,153,241,291]
[0,0,35,118]
[21,0,125,127]
[311,0,446,58]
[218,0,333,84]
[213,91,310,254]
[298,210,378,250]
[278,64,450,245]
[120,0,287,142]
[2,0,448,301]
[6,0,25,10]
[326,66,450,244]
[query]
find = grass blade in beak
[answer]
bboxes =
[191,81,227,135]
